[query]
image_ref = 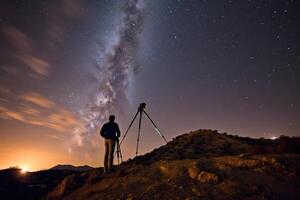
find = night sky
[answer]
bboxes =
[0,0,299,171]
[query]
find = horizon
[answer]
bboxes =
[0,163,94,172]
[0,129,294,172]
[0,0,299,172]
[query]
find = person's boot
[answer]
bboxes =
[108,167,115,173]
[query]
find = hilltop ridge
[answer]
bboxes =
[45,129,300,200]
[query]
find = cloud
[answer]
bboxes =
[0,86,15,104]
[0,22,51,78]
[61,0,86,18]
[47,109,80,132]
[17,55,50,77]
[0,23,32,52]
[5,111,25,121]
[0,92,82,133]
[0,90,99,156]
[45,0,86,49]
[0,1,86,80]
[1,65,21,75]
[21,92,55,108]
[0,86,13,95]
[21,107,41,117]
[0,107,25,121]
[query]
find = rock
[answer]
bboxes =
[188,166,200,179]
[196,171,219,184]
[256,157,288,174]
[239,153,252,158]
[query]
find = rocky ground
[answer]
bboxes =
[45,129,300,200]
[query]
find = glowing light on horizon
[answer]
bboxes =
[20,165,30,174]
[270,136,277,140]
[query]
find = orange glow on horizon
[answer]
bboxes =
[0,115,165,171]
[20,165,29,174]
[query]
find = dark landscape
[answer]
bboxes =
[1,129,299,200]
[0,164,93,200]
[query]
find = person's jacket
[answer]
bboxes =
[100,122,120,141]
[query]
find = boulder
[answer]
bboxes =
[188,166,200,179]
[196,171,219,184]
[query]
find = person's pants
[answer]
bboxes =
[104,139,116,171]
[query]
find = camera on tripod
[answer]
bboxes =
[138,102,146,111]
[115,102,168,164]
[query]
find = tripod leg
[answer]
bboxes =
[120,150,123,162]
[119,110,139,146]
[114,110,139,159]
[142,110,168,144]
[136,111,142,156]
[116,143,120,164]
[118,141,123,162]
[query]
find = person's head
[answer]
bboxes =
[109,115,115,122]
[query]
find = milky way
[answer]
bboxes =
[74,0,146,149]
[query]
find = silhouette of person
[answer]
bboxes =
[100,115,121,173]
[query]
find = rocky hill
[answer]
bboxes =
[45,129,300,200]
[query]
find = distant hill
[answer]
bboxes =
[45,129,300,200]
[50,165,94,172]
[0,168,77,200]
[0,164,94,199]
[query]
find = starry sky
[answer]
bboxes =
[0,0,299,171]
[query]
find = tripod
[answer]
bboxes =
[115,140,123,164]
[117,103,168,159]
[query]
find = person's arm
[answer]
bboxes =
[100,124,106,137]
